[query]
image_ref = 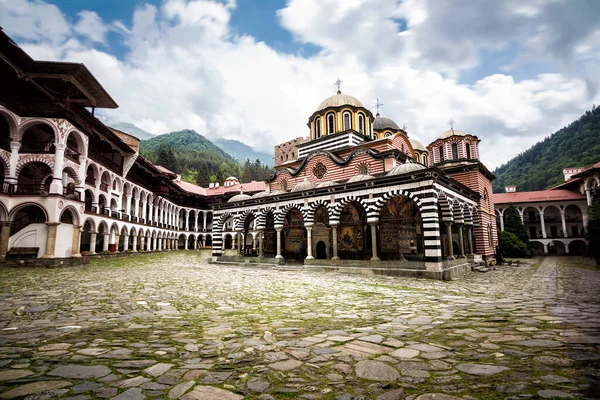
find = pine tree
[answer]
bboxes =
[504,204,529,244]
[196,162,210,187]
[156,143,177,172]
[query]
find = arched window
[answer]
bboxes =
[315,117,321,139]
[422,154,428,166]
[343,112,351,130]
[373,133,378,139]
[327,113,335,134]
[451,143,458,160]
[487,224,493,248]
[358,114,365,133]
[465,142,471,159]
[439,146,444,161]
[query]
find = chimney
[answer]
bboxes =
[215,182,220,188]
[209,182,214,188]
[505,185,516,193]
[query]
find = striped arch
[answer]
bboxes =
[275,203,307,227]
[15,156,55,176]
[255,207,275,230]
[437,192,453,222]
[16,118,58,142]
[472,206,480,227]
[330,195,369,225]
[305,200,331,225]
[369,189,422,222]
[0,106,19,140]
[238,209,256,230]
[452,201,465,224]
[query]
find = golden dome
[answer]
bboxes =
[438,129,469,140]
[409,138,427,151]
[317,91,365,112]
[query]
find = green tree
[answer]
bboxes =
[196,162,210,187]
[156,143,177,172]
[504,204,529,244]
[587,189,600,262]
[180,169,197,184]
[498,231,529,258]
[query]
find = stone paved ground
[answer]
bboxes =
[0,254,599,400]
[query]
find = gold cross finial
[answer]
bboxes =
[374,98,384,117]
[448,118,455,131]
[334,77,342,94]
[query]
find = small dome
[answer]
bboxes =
[438,129,469,140]
[373,116,400,131]
[387,162,427,176]
[316,180,338,188]
[251,191,271,199]
[317,92,364,112]
[409,138,427,151]
[228,193,252,202]
[347,174,374,183]
[292,178,315,192]
[268,190,285,196]
[225,176,238,181]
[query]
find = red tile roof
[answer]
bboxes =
[493,189,585,204]
[174,180,207,196]
[205,181,266,196]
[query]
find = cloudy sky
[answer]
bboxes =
[1,0,600,169]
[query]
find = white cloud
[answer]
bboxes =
[74,10,109,44]
[3,0,600,170]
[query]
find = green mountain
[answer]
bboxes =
[139,129,273,186]
[493,106,600,193]
[111,122,155,140]
[214,138,273,166]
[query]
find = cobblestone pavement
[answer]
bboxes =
[0,254,599,400]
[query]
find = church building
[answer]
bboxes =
[0,28,497,280]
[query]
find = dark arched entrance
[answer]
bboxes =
[282,208,306,261]
[337,202,368,260]
[316,241,327,259]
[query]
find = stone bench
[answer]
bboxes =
[6,247,39,260]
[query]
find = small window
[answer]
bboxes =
[451,143,458,160]
[465,143,471,159]
[315,117,321,138]
[373,133,378,139]
[343,112,351,130]
[358,114,365,133]
[422,154,428,166]
[487,224,493,248]
[327,113,335,134]
[439,146,444,160]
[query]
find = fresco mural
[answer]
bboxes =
[263,211,276,257]
[282,208,306,260]
[379,196,423,260]
[337,202,366,259]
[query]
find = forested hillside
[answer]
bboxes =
[140,129,273,187]
[111,122,155,140]
[493,106,600,193]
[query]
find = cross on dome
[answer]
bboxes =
[334,77,343,94]
[373,98,384,117]
[448,118,455,131]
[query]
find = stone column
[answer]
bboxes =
[258,231,264,257]
[252,234,256,250]
[76,155,87,201]
[194,213,199,232]
[457,224,465,258]
[44,222,60,257]
[185,210,189,231]
[518,209,524,223]
[203,212,207,231]
[231,234,236,249]
[123,234,129,252]
[369,222,380,261]
[586,188,592,206]
[0,222,12,259]
[141,201,147,223]
[543,243,548,254]
[132,235,138,252]
[71,225,81,257]
[539,211,547,238]
[583,211,589,229]
[148,203,153,224]
[560,210,568,237]
[237,231,243,253]
[305,225,314,260]
[275,228,283,259]
[7,142,21,186]
[125,195,132,220]
[466,226,473,255]
[445,222,455,260]
[134,197,140,220]
[113,234,120,252]
[565,242,570,254]
[331,224,339,260]
[499,211,505,231]
[89,231,97,254]
[50,143,66,194]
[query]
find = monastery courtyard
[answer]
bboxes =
[0,256,599,400]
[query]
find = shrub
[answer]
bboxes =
[498,230,529,258]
